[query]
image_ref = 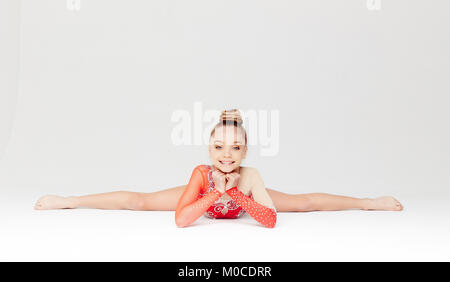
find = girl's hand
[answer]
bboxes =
[211,169,227,194]
[225,172,240,191]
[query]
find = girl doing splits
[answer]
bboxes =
[35,109,403,228]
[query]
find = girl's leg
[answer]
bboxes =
[266,188,403,212]
[34,185,186,211]
[35,185,403,212]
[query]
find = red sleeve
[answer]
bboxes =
[175,166,223,227]
[226,187,277,228]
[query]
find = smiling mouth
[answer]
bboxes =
[219,161,235,165]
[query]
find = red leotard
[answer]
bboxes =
[175,165,277,228]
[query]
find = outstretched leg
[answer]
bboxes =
[34,185,186,211]
[35,185,403,212]
[266,188,403,212]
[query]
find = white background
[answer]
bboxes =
[1,0,449,261]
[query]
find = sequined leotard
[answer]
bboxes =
[175,164,277,228]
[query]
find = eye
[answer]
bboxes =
[233,146,240,150]
[215,145,222,149]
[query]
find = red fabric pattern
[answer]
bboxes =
[201,165,247,219]
[175,166,223,227]
[175,165,277,228]
[226,187,277,228]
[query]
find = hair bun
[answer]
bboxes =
[220,109,243,125]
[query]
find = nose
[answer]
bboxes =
[223,147,232,157]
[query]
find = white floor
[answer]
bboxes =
[1,194,449,262]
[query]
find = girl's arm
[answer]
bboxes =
[226,169,277,228]
[175,166,223,227]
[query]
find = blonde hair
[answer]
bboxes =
[210,109,247,145]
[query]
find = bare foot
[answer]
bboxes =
[363,196,403,211]
[34,195,78,210]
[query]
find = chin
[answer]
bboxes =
[219,167,234,173]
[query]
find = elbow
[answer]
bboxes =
[264,211,277,228]
[176,222,186,228]
[264,217,276,228]
[175,212,189,228]
[266,221,276,228]
[175,218,187,228]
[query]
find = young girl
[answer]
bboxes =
[34,109,403,228]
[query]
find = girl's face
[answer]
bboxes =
[209,125,247,173]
